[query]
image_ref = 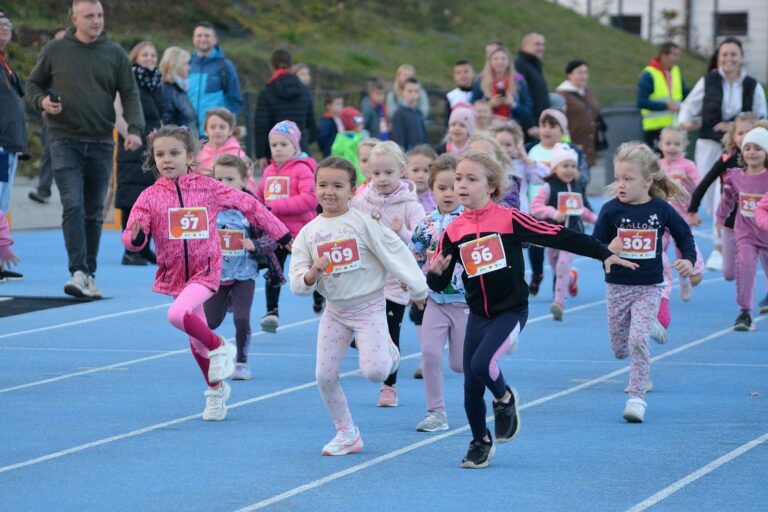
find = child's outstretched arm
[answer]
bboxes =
[715,171,737,228]
[216,181,291,248]
[529,184,561,222]
[121,193,153,252]
[0,211,19,271]
[425,231,459,292]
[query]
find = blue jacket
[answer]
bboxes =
[216,208,260,282]
[188,47,243,135]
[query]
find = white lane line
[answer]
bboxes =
[233,319,764,512]
[625,431,768,512]
[0,317,321,395]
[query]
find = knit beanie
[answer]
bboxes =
[340,107,364,131]
[449,106,476,135]
[269,120,302,152]
[550,143,578,171]
[540,108,568,132]
[742,127,768,154]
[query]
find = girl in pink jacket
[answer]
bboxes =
[256,120,320,332]
[122,125,290,421]
[351,141,426,407]
[197,109,256,191]
[0,210,20,279]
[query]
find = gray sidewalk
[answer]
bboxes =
[8,176,62,231]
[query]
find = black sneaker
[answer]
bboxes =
[493,386,521,443]
[28,188,51,204]
[261,309,279,333]
[460,435,495,469]
[734,312,752,332]
[122,251,148,266]
[528,273,543,296]
[0,270,24,281]
[312,297,325,313]
[142,249,157,265]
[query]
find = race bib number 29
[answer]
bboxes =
[459,234,506,277]
[739,193,762,218]
[618,228,657,260]
[168,208,209,240]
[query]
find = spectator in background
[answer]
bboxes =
[556,60,603,168]
[444,59,476,127]
[386,64,430,120]
[361,79,388,140]
[160,46,197,132]
[473,46,533,132]
[318,92,344,158]
[255,49,316,169]
[293,63,312,87]
[391,77,426,151]
[114,41,163,266]
[637,42,689,150]
[0,9,26,215]
[515,32,550,138]
[188,21,243,136]
[26,0,144,298]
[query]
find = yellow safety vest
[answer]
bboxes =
[641,65,683,131]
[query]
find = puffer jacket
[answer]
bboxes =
[351,179,426,305]
[256,155,318,238]
[198,136,243,175]
[122,173,290,296]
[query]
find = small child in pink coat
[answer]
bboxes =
[197,109,256,191]
[0,210,20,279]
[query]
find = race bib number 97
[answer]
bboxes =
[168,208,209,240]
[618,228,657,260]
[739,193,762,218]
[459,234,506,277]
[317,238,361,274]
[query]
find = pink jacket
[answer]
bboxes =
[122,173,290,297]
[757,192,768,230]
[0,211,14,261]
[716,168,768,245]
[197,136,243,174]
[351,179,426,304]
[256,156,318,238]
[660,157,700,216]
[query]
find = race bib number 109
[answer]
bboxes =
[317,238,361,274]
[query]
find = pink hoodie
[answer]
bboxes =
[256,156,318,238]
[757,192,768,230]
[122,173,289,297]
[0,211,14,261]
[351,179,426,304]
[197,136,244,174]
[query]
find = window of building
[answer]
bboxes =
[610,15,642,36]
[716,12,748,36]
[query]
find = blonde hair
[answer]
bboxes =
[358,137,381,154]
[370,141,408,176]
[214,153,250,180]
[459,150,508,201]
[393,64,416,97]
[159,46,190,83]
[468,133,513,169]
[723,112,762,154]
[611,142,687,202]
[128,41,156,65]
[492,122,524,144]
[659,125,688,147]
[481,46,517,105]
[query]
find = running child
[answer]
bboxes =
[351,141,426,406]
[0,209,20,279]
[716,127,768,330]
[530,144,597,320]
[256,120,319,329]
[435,106,475,158]
[427,150,635,468]
[406,144,438,213]
[290,156,427,455]
[122,125,290,421]
[594,142,696,423]
[493,123,548,212]
[355,138,380,196]
[410,154,467,431]
[197,109,245,182]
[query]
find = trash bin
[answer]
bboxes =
[601,103,644,180]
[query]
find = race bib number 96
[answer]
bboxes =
[618,228,657,260]
[168,208,209,240]
[459,234,506,277]
[739,193,762,218]
[317,238,361,274]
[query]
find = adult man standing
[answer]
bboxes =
[636,42,689,149]
[516,32,550,138]
[26,0,144,298]
[188,21,243,136]
[0,10,26,214]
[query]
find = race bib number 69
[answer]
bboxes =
[459,234,506,277]
[617,228,657,260]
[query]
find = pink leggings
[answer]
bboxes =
[546,248,575,306]
[168,283,221,387]
[316,296,395,432]
[660,231,705,301]
[420,299,467,413]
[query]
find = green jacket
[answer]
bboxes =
[331,131,364,185]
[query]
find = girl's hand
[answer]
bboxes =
[553,211,566,223]
[242,239,256,252]
[716,224,723,237]
[687,212,702,226]
[389,218,403,233]
[608,236,623,255]
[283,240,293,252]
[1,250,20,271]
[713,121,731,133]
[673,258,694,277]
[304,256,330,285]
[680,121,697,132]
[410,298,427,310]
[604,254,638,274]
[426,253,452,275]
[489,95,504,108]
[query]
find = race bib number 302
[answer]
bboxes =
[557,192,584,216]
[618,228,657,260]
[218,229,245,256]
[264,176,290,201]
[168,207,209,240]
[317,238,361,274]
[459,234,506,277]
[739,193,762,218]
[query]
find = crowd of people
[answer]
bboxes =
[2,0,768,469]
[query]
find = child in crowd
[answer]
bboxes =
[122,125,290,421]
[204,154,284,381]
[406,144,438,213]
[716,127,768,330]
[427,150,634,468]
[410,154,467,431]
[0,209,20,281]
[473,100,493,135]
[197,109,245,183]
[355,138,380,196]
[331,107,366,185]
[361,79,388,140]
[257,121,320,329]
[391,77,427,151]
[290,156,427,456]
[467,133,518,208]
[436,106,475,158]
[493,123,548,212]
[444,60,476,125]
[318,93,344,157]
[594,142,696,423]
[351,141,426,406]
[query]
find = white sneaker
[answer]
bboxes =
[705,250,723,271]
[202,381,231,421]
[679,277,692,302]
[650,319,668,344]
[623,397,647,423]
[85,274,103,299]
[231,362,251,380]
[322,426,363,456]
[208,339,235,383]
[416,411,449,432]
[64,271,90,298]
[388,338,400,375]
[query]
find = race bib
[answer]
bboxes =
[618,228,657,260]
[168,207,209,240]
[557,192,584,216]
[459,234,506,277]
[739,193,762,218]
[218,229,245,256]
[317,238,361,274]
[264,176,290,201]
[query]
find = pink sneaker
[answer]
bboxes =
[568,268,579,297]
[377,384,398,407]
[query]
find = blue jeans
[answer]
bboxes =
[0,147,17,213]
[51,139,114,275]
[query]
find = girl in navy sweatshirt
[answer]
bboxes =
[427,150,635,469]
[593,142,696,424]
